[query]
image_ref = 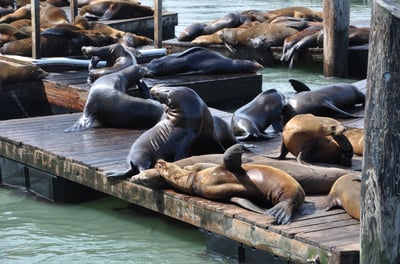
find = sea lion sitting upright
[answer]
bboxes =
[231,89,285,140]
[104,85,225,179]
[275,114,353,167]
[64,64,163,132]
[155,144,306,225]
[286,79,365,118]
[316,172,361,220]
[146,47,263,76]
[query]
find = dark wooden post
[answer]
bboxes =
[154,0,162,48]
[323,0,349,77]
[361,0,400,263]
[31,0,41,59]
[70,0,78,22]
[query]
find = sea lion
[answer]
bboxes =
[343,127,364,156]
[202,12,245,35]
[104,85,225,179]
[79,0,153,20]
[39,2,69,27]
[131,151,352,194]
[0,23,28,46]
[220,22,298,49]
[178,22,207,41]
[154,144,306,225]
[0,4,30,24]
[316,172,361,220]
[286,79,365,119]
[146,47,263,76]
[0,60,48,84]
[81,43,139,84]
[191,31,224,46]
[231,89,285,140]
[275,114,353,167]
[264,6,323,22]
[64,64,163,132]
[212,115,238,149]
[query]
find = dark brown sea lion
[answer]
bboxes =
[0,23,28,46]
[286,79,365,119]
[146,47,263,76]
[79,0,153,20]
[343,127,364,156]
[104,85,225,179]
[316,172,361,220]
[0,4,30,24]
[154,144,306,225]
[202,12,245,35]
[64,64,163,132]
[231,89,285,140]
[348,25,370,46]
[81,43,139,84]
[0,60,48,84]
[275,114,353,167]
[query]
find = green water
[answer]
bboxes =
[0,0,371,263]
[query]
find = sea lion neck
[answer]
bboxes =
[223,144,246,175]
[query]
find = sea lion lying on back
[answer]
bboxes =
[275,114,353,167]
[155,144,306,225]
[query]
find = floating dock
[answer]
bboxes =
[0,79,365,263]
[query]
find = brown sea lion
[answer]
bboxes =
[265,6,323,22]
[131,152,352,195]
[0,4,30,24]
[0,60,48,84]
[39,2,69,27]
[286,79,365,119]
[154,144,306,225]
[64,64,163,132]
[220,22,298,49]
[349,25,370,46]
[202,12,245,35]
[178,22,207,41]
[316,172,361,220]
[191,31,224,46]
[343,127,364,156]
[146,47,263,76]
[79,0,153,20]
[231,89,285,140]
[104,85,225,179]
[0,23,28,45]
[275,114,353,167]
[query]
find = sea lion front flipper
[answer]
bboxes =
[64,114,95,132]
[321,101,363,119]
[104,168,135,180]
[230,197,266,214]
[266,200,293,225]
[137,80,152,99]
[288,79,311,92]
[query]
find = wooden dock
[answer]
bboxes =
[0,87,365,263]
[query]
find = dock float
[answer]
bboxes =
[0,103,363,263]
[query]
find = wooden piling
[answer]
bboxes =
[31,0,41,59]
[323,0,350,77]
[362,0,400,263]
[154,0,163,48]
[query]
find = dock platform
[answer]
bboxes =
[0,97,364,263]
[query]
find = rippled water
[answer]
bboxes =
[0,1,371,263]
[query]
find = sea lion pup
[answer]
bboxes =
[316,172,361,220]
[79,0,153,20]
[231,89,285,140]
[146,47,263,76]
[64,64,163,132]
[343,127,364,156]
[104,85,225,179]
[275,114,354,167]
[81,43,139,84]
[154,144,306,225]
[286,79,365,119]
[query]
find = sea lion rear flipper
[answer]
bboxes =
[321,101,363,118]
[230,197,266,214]
[288,79,311,92]
[266,200,293,225]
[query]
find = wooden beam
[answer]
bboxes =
[70,0,78,22]
[361,0,400,262]
[154,0,162,48]
[31,0,41,59]
[323,0,350,77]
